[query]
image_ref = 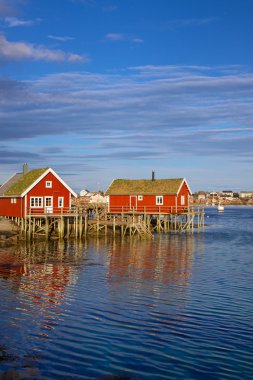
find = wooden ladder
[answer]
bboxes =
[132,221,154,239]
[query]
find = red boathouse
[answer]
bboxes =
[106,177,192,214]
[0,164,77,218]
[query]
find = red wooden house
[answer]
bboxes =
[105,177,192,214]
[0,164,77,218]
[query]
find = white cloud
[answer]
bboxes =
[4,16,35,27]
[105,33,125,41]
[0,34,86,63]
[1,64,253,191]
[48,35,74,42]
[104,33,143,44]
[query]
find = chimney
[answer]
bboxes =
[152,170,155,181]
[23,163,28,176]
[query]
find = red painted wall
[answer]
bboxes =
[0,172,73,217]
[0,197,23,218]
[108,180,190,213]
[26,172,71,215]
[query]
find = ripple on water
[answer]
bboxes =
[0,212,253,379]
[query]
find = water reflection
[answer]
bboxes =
[0,241,88,341]
[0,235,206,379]
[107,235,201,287]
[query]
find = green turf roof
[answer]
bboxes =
[106,178,184,195]
[6,168,49,196]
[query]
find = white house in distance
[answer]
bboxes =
[239,191,253,198]
[79,190,107,204]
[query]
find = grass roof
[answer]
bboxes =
[6,168,49,196]
[106,178,184,195]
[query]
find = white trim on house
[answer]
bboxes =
[30,196,44,208]
[156,195,163,205]
[177,178,192,196]
[44,196,53,213]
[45,180,52,188]
[58,196,64,208]
[24,194,27,218]
[21,168,77,198]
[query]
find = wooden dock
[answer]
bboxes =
[10,205,205,241]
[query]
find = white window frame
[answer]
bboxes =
[156,195,163,205]
[58,197,64,208]
[30,197,43,208]
[45,181,52,188]
[181,195,185,205]
[138,195,143,201]
[11,198,17,204]
[45,196,53,207]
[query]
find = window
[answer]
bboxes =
[156,196,163,205]
[11,198,17,204]
[45,181,52,188]
[58,197,64,208]
[45,197,52,207]
[181,195,185,205]
[138,195,143,201]
[30,197,43,208]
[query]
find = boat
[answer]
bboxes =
[217,204,224,212]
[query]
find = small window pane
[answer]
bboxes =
[46,181,52,188]
[58,197,64,208]
[156,196,163,205]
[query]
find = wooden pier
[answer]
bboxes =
[9,205,205,241]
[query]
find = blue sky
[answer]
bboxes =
[0,0,252,193]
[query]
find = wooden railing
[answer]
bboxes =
[26,207,79,216]
[26,204,204,216]
[107,205,192,214]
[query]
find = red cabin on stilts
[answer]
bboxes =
[106,177,192,214]
[0,164,77,218]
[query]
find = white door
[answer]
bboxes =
[45,196,53,213]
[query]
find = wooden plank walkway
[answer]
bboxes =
[10,205,205,241]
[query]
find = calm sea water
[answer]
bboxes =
[0,206,252,380]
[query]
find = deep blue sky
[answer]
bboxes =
[0,0,252,192]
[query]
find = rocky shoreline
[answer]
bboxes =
[0,218,20,246]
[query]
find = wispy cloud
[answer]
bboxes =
[1,64,252,189]
[165,17,218,30]
[1,65,252,143]
[104,33,143,44]
[3,16,38,27]
[105,33,125,42]
[48,35,74,42]
[0,34,86,63]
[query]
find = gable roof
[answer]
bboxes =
[3,168,49,196]
[0,173,24,196]
[0,167,77,198]
[106,178,191,195]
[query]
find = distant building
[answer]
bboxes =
[196,191,206,200]
[240,191,253,199]
[222,190,234,198]
[80,189,90,197]
[78,190,107,204]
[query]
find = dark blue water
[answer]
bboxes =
[0,206,252,379]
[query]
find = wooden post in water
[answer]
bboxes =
[45,217,49,239]
[79,216,83,238]
[84,214,88,237]
[66,218,70,237]
[113,216,116,236]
